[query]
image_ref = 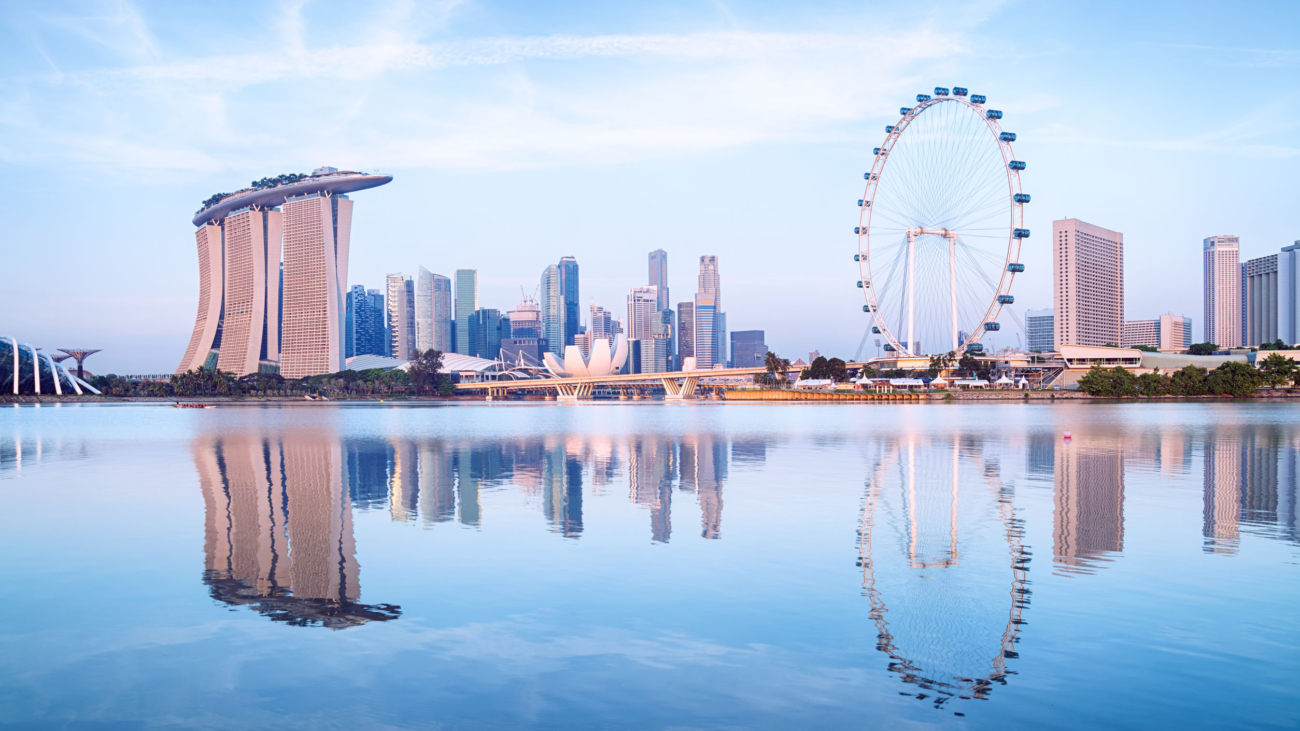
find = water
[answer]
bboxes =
[0,402,1297,730]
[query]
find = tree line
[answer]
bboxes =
[89,350,457,398]
[1077,353,1299,398]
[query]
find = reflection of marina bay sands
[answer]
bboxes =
[194,433,401,629]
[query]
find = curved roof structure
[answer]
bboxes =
[192,170,393,227]
[2,336,101,395]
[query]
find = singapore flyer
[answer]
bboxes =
[855,87,1028,357]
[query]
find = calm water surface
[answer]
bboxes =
[0,402,1297,729]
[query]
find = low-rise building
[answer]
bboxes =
[1122,314,1193,352]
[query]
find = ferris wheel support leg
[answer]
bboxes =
[907,231,915,356]
[949,233,958,352]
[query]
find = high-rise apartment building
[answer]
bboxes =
[627,286,660,340]
[179,169,390,378]
[455,269,477,355]
[1122,314,1193,351]
[414,268,452,354]
[1278,242,1300,345]
[1053,219,1124,348]
[730,330,767,368]
[1204,235,1241,348]
[1242,253,1278,346]
[386,274,415,359]
[677,302,695,363]
[1026,308,1054,352]
[649,249,669,311]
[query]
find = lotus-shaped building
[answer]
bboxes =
[543,335,628,378]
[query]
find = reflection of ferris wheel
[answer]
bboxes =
[855,87,1029,357]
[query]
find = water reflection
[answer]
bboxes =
[858,435,1029,709]
[330,433,735,542]
[1052,435,1125,575]
[196,434,401,629]
[175,419,1300,644]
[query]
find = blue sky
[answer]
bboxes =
[2,0,1297,373]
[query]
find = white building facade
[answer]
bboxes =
[1203,235,1241,348]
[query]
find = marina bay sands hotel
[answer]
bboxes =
[177,167,392,379]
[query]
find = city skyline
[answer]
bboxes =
[3,1,1299,372]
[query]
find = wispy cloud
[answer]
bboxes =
[0,20,964,172]
[1162,43,1300,69]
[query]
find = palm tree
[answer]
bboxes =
[764,351,791,388]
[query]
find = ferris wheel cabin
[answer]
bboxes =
[933,87,950,96]
[1000,132,1016,142]
[1008,263,1025,273]
[998,295,1015,304]
[953,87,969,96]
[986,109,1002,119]
[970,94,986,104]
[1013,228,1031,239]
[1009,160,1026,171]
[1014,193,1031,204]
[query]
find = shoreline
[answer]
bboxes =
[5,390,1300,405]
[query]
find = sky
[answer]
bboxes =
[1,0,1298,374]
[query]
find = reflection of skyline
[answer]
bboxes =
[1053,438,1125,576]
[196,434,401,629]
[331,433,744,543]
[1202,427,1298,554]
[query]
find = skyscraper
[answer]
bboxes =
[347,285,387,358]
[455,269,477,355]
[180,169,390,378]
[649,249,669,311]
[1278,242,1300,345]
[413,267,448,354]
[386,274,415,359]
[540,264,561,355]
[213,207,282,376]
[590,305,616,345]
[472,308,504,360]
[715,312,728,368]
[502,293,546,365]
[1053,219,1124,348]
[1026,308,1054,352]
[627,286,660,340]
[730,330,766,368]
[432,273,452,352]
[280,192,352,377]
[1242,253,1278,346]
[698,255,720,307]
[693,294,717,368]
[696,256,725,368]
[1204,235,1241,348]
[677,301,695,364]
[559,256,580,348]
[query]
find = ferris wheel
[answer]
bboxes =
[855,87,1028,357]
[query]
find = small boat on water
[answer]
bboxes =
[172,403,210,409]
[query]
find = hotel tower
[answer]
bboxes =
[178,168,392,378]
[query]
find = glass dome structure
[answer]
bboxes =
[1,337,100,395]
